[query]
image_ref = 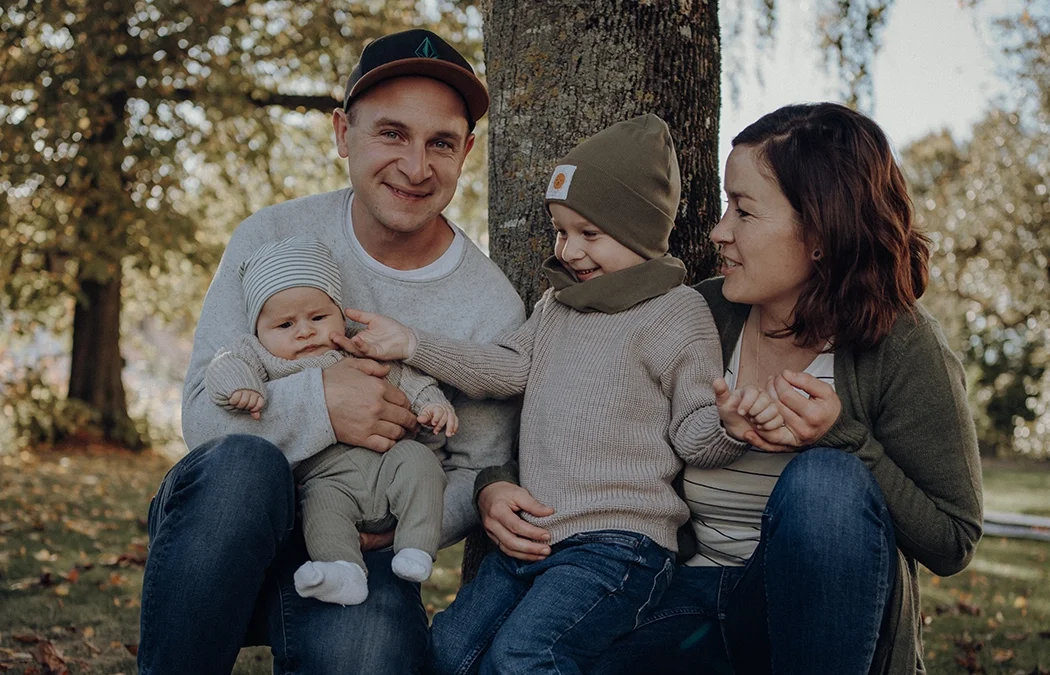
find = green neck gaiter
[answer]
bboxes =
[541,255,687,314]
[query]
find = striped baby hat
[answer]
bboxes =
[239,237,343,334]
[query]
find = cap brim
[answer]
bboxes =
[348,58,489,124]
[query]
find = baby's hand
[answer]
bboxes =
[418,402,458,436]
[229,389,265,420]
[343,308,417,361]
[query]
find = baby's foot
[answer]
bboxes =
[293,560,368,606]
[391,548,433,582]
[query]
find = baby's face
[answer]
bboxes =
[256,287,345,360]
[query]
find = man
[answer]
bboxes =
[139,29,525,675]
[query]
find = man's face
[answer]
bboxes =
[334,76,475,238]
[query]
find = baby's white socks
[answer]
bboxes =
[292,549,433,606]
[293,560,368,606]
[391,547,433,582]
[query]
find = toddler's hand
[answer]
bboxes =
[713,378,754,442]
[342,308,417,361]
[230,389,265,420]
[736,378,784,431]
[418,402,458,436]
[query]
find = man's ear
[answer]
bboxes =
[462,132,476,160]
[333,108,351,159]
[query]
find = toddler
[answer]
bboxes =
[347,115,766,673]
[204,236,453,606]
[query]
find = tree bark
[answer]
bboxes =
[67,273,136,445]
[466,0,723,582]
[484,0,723,310]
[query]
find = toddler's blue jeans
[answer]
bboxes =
[428,529,675,675]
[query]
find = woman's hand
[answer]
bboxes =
[341,308,418,361]
[747,370,841,450]
[477,481,554,562]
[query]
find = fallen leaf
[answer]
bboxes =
[992,648,1013,663]
[1013,596,1028,609]
[12,634,42,644]
[957,601,982,616]
[1006,632,1028,641]
[30,640,68,675]
[82,639,100,656]
[124,643,138,656]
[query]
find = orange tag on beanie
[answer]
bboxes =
[546,164,577,200]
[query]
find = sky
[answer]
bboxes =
[717,0,1024,168]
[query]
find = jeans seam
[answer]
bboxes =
[544,549,667,670]
[634,557,673,629]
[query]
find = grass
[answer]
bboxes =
[0,447,1047,674]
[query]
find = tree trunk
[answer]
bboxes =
[484,0,723,310]
[467,0,723,582]
[67,272,136,446]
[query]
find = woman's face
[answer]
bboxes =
[711,144,814,322]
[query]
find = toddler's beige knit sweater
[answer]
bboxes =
[408,284,748,551]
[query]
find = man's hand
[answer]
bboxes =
[321,357,418,452]
[477,482,554,562]
[229,389,265,420]
[360,530,395,552]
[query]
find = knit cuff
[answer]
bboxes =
[818,416,870,451]
[204,352,266,410]
[472,460,520,514]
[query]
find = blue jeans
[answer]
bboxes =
[428,530,675,675]
[589,449,897,675]
[138,435,428,675]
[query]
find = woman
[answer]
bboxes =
[475,102,983,674]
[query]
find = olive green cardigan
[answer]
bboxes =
[695,278,983,674]
[477,279,983,674]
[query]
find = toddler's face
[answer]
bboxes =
[549,203,646,282]
[256,287,345,360]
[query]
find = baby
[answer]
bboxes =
[204,236,453,606]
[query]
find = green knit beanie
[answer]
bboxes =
[544,113,681,260]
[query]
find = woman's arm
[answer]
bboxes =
[822,319,983,576]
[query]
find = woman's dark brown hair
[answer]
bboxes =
[732,102,930,350]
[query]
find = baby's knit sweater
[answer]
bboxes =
[408,285,748,551]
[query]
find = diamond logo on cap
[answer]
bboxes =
[415,37,439,58]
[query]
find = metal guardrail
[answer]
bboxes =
[984,510,1050,542]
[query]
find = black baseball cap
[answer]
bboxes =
[343,29,489,131]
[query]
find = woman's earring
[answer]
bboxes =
[811,249,823,261]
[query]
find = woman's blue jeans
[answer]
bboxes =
[137,435,428,675]
[429,530,675,675]
[589,448,897,675]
